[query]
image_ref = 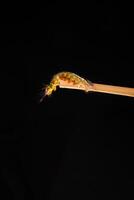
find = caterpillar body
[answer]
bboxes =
[40,71,93,102]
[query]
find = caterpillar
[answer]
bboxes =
[40,71,93,102]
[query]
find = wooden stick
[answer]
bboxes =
[91,83,134,97]
[59,82,134,97]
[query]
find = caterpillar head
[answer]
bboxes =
[39,84,53,102]
[45,84,54,96]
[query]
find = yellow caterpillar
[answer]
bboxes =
[40,71,93,102]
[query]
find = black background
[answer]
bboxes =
[0,2,134,200]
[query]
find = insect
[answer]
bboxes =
[39,71,93,102]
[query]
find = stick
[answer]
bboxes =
[59,82,134,97]
[91,83,134,97]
